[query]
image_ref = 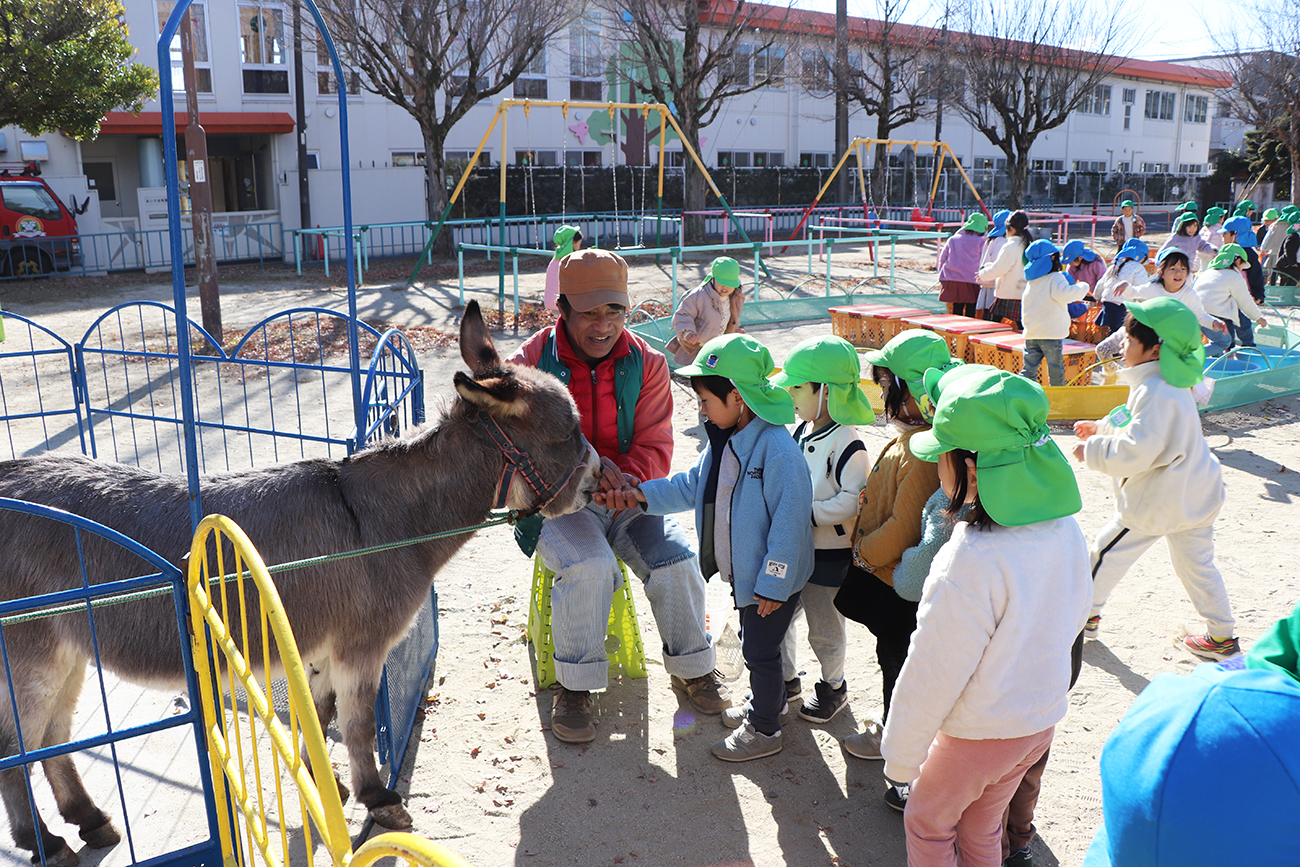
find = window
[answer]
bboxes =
[1144,89,1175,121]
[1122,88,1136,103]
[753,46,785,85]
[0,182,62,220]
[916,63,963,102]
[564,151,603,166]
[972,157,997,170]
[1122,87,1136,130]
[240,3,288,94]
[445,150,492,169]
[751,152,783,167]
[447,74,489,98]
[512,48,547,98]
[1178,163,1205,175]
[305,152,320,169]
[1117,161,1130,172]
[658,151,685,167]
[799,152,831,168]
[1031,159,1065,172]
[1078,84,1111,116]
[158,1,212,93]
[570,79,601,100]
[717,151,753,168]
[392,152,427,167]
[1215,99,1230,118]
[722,44,752,87]
[1139,162,1170,173]
[568,17,603,78]
[316,39,360,95]
[1184,94,1208,124]
[801,50,831,93]
[516,150,558,166]
[1072,160,1107,172]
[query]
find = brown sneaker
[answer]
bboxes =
[670,670,733,714]
[550,687,595,743]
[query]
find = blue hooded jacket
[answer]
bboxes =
[639,418,814,605]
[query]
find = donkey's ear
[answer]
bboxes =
[459,301,500,374]
[454,370,527,417]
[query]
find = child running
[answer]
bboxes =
[607,333,814,761]
[1193,243,1267,349]
[1020,239,1088,386]
[769,335,875,723]
[1072,297,1241,659]
[543,225,581,310]
[666,257,744,365]
[833,330,959,777]
[881,364,1091,867]
[1133,248,1229,355]
[1158,212,1217,271]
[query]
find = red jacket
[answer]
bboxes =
[510,323,674,481]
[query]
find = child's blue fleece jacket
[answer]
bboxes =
[639,418,814,606]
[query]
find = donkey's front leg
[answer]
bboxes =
[333,661,411,830]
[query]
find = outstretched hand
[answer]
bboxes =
[1074,420,1098,440]
[595,483,646,512]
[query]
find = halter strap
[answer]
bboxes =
[471,410,585,519]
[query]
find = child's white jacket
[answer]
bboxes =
[1021,272,1088,340]
[793,421,869,552]
[1082,361,1225,535]
[1095,260,1149,305]
[881,517,1091,785]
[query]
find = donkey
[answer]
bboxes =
[0,301,600,867]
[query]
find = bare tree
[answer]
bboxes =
[314,0,573,251]
[596,0,796,237]
[1213,7,1300,204]
[947,0,1136,208]
[808,0,940,201]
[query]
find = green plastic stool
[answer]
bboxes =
[528,555,649,688]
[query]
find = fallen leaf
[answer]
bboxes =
[470,746,481,758]
[588,798,598,807]
[477,713,486,720]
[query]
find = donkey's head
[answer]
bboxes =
[454,301,600,518]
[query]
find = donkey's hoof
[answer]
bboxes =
[369,803,413,830]
[80,820,122,849]
[30,843,78,867]
[334,773,350,806]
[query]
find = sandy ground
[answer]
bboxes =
[3,242,1300,867]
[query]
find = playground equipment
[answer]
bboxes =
[406,99,771,302]
[784,139,991,250]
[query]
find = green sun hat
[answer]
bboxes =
[1204,206,1226,224]
[1264,207,1281,221]
[553,225,580,259]
[1177,201,1198,214]
[961,212,989,234]
[1125,297,1206,388]
[1235,200,1256,217]
[678,333,795,424]
[1174,211,1200,229]
[1208,243,1248,270]
[710,256,742,288]
[1120,199,1136,209]
[908,365,1081,527]
[863,330,961,422]
[1279,206,1299,225]
[771,335,876,425]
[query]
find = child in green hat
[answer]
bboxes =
[880,364,1090,865]
[1072,297,1240,660]
[1260,207,1293,281]
[602,333,814,762]
[768,335,875,725]
[936,213,988,318]
[543,225,582,310]
[832,330,960,773]
[1277,207,1300,286]
[1110,199,1145,250]
[666,256,745,365]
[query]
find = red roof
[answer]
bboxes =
[700,1,1232,90]
[99,111,296,135]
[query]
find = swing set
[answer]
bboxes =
[784,138,990,251]
[407,99,768,287]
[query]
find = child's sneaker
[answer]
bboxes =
[883,782,909,813]
[1182,634,1241,659]
[712,719,782,762]
[798,680,848,723]
[1083,615,1101,639]
[722,701,789,729]
[843,722,884,760]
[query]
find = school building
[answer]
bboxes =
[0,0,1233,264]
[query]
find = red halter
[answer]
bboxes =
[471,410,588,519]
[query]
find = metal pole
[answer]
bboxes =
[835,0,849,206]
[293,0,311,247]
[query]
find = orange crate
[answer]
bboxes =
[1068,302,1109,344]
[829,304,925,347]
[898,314,1012,361]
[969,333,1098,387]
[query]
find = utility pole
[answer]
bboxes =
[834,0,849,206]
[293,1,312,241]
[181,8,221,345]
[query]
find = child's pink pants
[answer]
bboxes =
[904,727,1055,867]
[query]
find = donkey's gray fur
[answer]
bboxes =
[0,302,599,866]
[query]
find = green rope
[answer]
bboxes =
[0,512,520,627]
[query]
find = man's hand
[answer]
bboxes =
[1074,420,1097,440]
[756,598,783,617]
[1072,442,1086,462]
[597,455,625,493]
